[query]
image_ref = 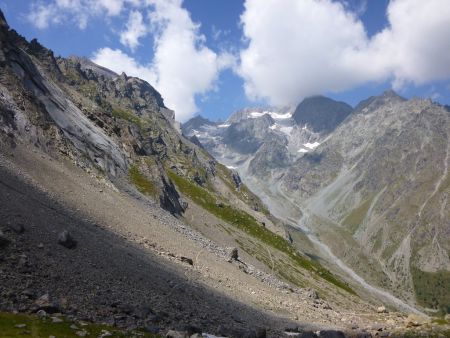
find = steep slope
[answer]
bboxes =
[184,90,450,316]
[279,91,450,313]
[0,9,408,337]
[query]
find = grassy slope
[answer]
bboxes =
[0,312,158,338]
[167,170,355,295]
[412,267,450,314]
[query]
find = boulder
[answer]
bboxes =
[318,330,346,338]
[58,230,77,249]
[376,306,387,313]
[180,256,193,266]
[34,293,61,313]
[228,247,239,261]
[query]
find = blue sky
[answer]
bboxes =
[1,0,450,122]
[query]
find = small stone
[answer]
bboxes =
[75,330,88,337]
[37,310,47,318]
[58,230,77,249]
[51,316,63,323]
[180,256,193,265]
[14,324,26,328]
[166,330,188,338]
[70,324,79,330]
[377,306,387,313]
[306,288,319,299]
[38,243,44,249]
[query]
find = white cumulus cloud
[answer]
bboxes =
[26,0,138,29]
[93,0,234,122]
[238,0,450,105]
[120,10,148,50]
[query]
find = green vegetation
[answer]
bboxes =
[168,170,355,295]
[215,163,270,216]
[112,107,143,128]
[129,165,158,197]
[341,196,374,234]
[412,267,450,314]
[0,312,158,338]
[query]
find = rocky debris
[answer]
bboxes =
[57,230,77,249]
[376,306,387,314]
[445,314,450,322]
[0,230,10,247]
[14,323,26,328]
[228,247,239,262]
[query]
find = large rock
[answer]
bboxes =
[228,247,239,261]
[376,306,387,313]
[34,293,61,313]
[58,230,77,249]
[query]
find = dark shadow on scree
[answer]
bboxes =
[0,165,307,337]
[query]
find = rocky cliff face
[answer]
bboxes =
[0,9,271,218]
[292,96,353,133]
[184,91,450,313]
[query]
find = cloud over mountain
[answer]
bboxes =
[238,0,450,105]
[93,0,233,122]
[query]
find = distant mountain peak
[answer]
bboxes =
[0,9,8,29]
[292,96,353,133]
[355,89,406,113]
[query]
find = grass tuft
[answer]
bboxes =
[129,165,158,197]
[112,107,143,128]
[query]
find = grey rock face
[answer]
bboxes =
[292,96,353,133]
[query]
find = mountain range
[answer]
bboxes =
[183,91,450,315]
[0,8,449,337]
